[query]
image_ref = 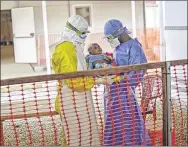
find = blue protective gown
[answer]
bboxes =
[103,38,151,146]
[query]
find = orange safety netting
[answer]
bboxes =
[1,60,187,146]
[170,64,188,146]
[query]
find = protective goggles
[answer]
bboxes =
[66,21,89,38]
[105,28,123,40]
[105,27,131,40]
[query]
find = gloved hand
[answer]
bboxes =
[95,75,121,85]
[104,75,121,85]
[95,77,106,85]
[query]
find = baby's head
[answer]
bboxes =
[88,43,102,55]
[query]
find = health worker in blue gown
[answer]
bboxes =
[103,19,151,146]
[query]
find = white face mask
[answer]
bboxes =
[108,38,120,48]
[80,33,87,39]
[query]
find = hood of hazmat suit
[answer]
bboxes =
[51,15,90,71]
[102,19,151,146]
[51,15,100,146]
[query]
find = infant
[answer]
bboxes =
[85,43,120,84]
[85,43,113,69]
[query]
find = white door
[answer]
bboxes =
[11,7,37,63]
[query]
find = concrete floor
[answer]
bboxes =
[1,45,46,80]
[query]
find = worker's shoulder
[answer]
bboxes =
[56,41,75,52]
[132,39,143,49]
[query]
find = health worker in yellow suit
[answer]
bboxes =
[51,15,107,146]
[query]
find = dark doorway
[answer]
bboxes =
[1,10,13,46]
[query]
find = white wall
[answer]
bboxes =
[164,1,187,61]
[17,1,134,34]
[1,1,145,36]
[17,1,68,34]
[145,6,160,28]
[1,1,17,10]
[77,1,132,33]
[135,1,144,30]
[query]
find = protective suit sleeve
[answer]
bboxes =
[128,44,147,87]
[52,42,94,92]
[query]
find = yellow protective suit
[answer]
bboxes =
[52,41,94,94]
[52,41,100,146]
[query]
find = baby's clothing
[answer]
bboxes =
[85,53,112,69]
[85,52,121,85]
[95,62,111,69]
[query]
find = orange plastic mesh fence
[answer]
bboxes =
[1,60,187,146]
[170,62,187,146]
